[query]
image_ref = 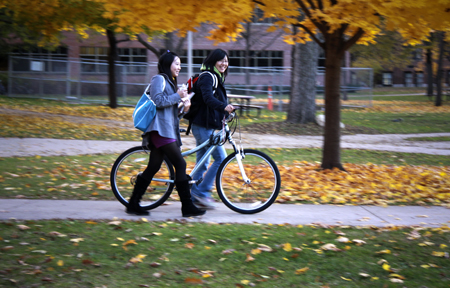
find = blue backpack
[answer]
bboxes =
[133,77,166,132]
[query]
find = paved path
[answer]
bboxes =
[1,132,450,157]
[1,134,449,227]
[1,199,449,228]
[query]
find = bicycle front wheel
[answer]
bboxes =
[110,146,174,210]
[216,149,281,214]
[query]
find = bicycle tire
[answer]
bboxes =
[216,149,281,214]
[110,146,174,210]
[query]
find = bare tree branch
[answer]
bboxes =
[295,0,327,36]
[343,28,365,51]
[136,34,160,58]
[306,0,316,10]
[295,23,325,49]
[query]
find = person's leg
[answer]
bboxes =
[190,124,214,199]
[127,146,165,216]
[196,144,227,194]
[158,142,205,217]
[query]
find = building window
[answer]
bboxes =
[178,49,212,73]
[412,49,422,60]
[318,48,325,68]
[382,72,392,86]
[118,48,147,74]
[81,47,147,74]
[415,72,424,86]
[11,46,68,73]
[228,50,284,74]
[80,47,109,73]
[404,72,413,87]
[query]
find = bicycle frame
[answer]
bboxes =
[150,113,250,185]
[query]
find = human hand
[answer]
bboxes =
[224,104,235,113]
[177,86,187,99]
[183,99,191,112]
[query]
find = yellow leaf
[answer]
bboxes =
[389,273,405,280]
[376,249,391,254]
[431,251,448,257]
[57,260,64,266]
[295,267,309,274]
[340,276,352,281]
[283,243,292,252]
[382,263,391,272]
[117,237,124,241]
[241,280,250,285]
[251,248,261,255]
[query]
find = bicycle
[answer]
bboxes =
[110,112,281,214]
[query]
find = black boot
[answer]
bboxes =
[176,179,206,217]
[126,174,150,216]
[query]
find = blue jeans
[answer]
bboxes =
[190,123,227,199]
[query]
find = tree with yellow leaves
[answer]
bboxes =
[239,0,450,170]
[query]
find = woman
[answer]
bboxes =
[190,49,234,209]
[127,51,206,217]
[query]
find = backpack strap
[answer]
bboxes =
[200,71,218,96]
[145,75,166,96]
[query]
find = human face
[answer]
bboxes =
[215,56,228,74]
[171,57,181,77]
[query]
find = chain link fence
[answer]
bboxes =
[5,56,372,108]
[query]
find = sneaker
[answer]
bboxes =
[193,195,217,210]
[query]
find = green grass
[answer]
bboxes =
[406,136,450,142]
[341,111,450,134]
[1,220,449,287]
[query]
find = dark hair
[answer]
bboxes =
[158,51,179,87]
[203,49,229,78]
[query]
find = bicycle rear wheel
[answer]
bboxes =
[110,146,174,210]
[216,149,281,214]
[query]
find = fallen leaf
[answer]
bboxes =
[295,267,309,274]
[184,278,203,284]
[321,243,341,251]
[245,253,255,262]
[336,236,350,243]
[222,249,236,255]
[17,225,30,230]
[283,243,292,251]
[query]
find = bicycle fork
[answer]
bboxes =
[228,136,251,185]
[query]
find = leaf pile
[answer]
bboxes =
[278,161,450,207]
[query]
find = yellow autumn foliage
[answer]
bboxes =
[278,161,450,207]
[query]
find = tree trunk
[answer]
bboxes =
[321,36,345,170]
[287,40,318,123]
[435,31,445,107]
[426,48,433,98]
[106,29,118,109]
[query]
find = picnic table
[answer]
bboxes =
[227,94,264,117]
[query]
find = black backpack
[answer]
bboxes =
[183,71,218,134]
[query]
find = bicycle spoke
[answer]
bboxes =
[217,150,280,214]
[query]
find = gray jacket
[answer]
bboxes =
[143,74,182,147]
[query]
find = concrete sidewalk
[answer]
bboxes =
[1,132,450,157]
[1,199,449,227]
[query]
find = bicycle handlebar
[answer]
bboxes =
[223,112,236,124]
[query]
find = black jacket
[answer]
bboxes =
[191,70,228,130]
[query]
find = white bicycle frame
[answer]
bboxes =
[150,113,250,185]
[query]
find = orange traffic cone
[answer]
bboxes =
[267,86,273,111]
